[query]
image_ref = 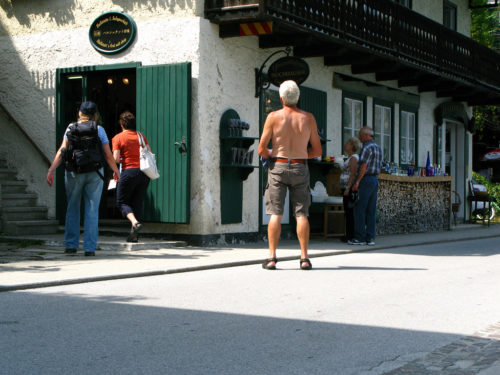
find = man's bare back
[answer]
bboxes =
[258,105,322,160]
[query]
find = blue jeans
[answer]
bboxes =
[64,169,104,252]
[354,176,378,242]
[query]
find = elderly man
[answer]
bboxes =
[349,126,382,246]
[258,80,322,270]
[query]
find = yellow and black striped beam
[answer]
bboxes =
[239,21,273,36]
[219,22,273,38]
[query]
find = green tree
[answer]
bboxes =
[471,1,499,141]
[471,1,499,49]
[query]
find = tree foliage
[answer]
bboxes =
[471,1,499,50]
[471,1,499,141]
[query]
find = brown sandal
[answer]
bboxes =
[262,257,278,270]
[300,258,312,270]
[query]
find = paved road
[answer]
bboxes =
[1,237,499,374]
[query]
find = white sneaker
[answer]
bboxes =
[366,240,375,246]
[347,239,366,245]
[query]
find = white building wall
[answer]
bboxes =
[0,0,472,236]
[413,0,471,37]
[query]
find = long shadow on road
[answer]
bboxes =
[1,290,499,375]
[370,236,500,257]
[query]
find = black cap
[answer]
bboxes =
[80,101,97,115]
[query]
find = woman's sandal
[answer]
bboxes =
[262,257,278,270]
[300,258,312,270]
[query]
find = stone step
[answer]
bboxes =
[0,168,17,180]
[3,220,59,235]
[1,193,37,207]
[2,206,48,221]
[1,180,28,194]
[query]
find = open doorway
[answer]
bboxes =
[60,68,136,220]
[438,120,466,221]
[57,62,191,224]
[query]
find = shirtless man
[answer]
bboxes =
[258,80,322,270]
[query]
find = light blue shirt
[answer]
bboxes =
[64,122,109,145]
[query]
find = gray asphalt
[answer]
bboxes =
[1,223,500,292]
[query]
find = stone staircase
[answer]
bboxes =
[0,158,59,235]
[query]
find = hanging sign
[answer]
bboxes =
[267,56,309,87]
[89,12,136,54]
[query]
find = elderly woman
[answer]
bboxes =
[340,136,362,242]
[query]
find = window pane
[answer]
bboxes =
[444,2,457,30]
[400,141,407,163]
[343,129,352,144]
[343,99,352,130]
[409,139,415,163]
[384,136,391,161]
[384,108,391,133]
[409,113,415,138]
[354,101,363,130]
[400,113,408,137]
[375,134,382,151]
[375,106,381,132]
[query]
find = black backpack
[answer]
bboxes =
[63,121,104,176]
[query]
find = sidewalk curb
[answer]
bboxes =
[2,231,499,293]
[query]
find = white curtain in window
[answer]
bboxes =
[343,98,363,143]
[400,111,415,164]
[374,104,392,162]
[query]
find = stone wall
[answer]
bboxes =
[377,175,452,235]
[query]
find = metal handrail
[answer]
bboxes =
[0,101,51,166]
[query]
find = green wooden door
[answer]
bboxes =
[137,63,191,223]
[298,86,327,155]
[298,85,328,185]
[297,86,327,234]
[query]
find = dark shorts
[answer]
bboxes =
[264,161,311,217]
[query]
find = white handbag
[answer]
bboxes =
[138,132,160,180]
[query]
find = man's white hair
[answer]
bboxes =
[360,126,374,136]
[279,80,300,106]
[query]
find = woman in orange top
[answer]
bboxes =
[112,111,151,242]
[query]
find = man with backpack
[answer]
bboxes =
[46,101,120,256]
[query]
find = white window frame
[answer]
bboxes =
[374,104,392,162]
[400,110,416,165]
[343,97,364,141]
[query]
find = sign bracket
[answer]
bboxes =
[254,47,291,98]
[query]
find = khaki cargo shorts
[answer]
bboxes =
[264,161,311,217]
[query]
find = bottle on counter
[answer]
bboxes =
[425,151,431,176]
[407,162,415,176]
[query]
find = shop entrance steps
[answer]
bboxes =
[0,158,59,235]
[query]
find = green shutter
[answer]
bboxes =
[297,86,328,233]
[137,63,191,223]
[298,86,327,155]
